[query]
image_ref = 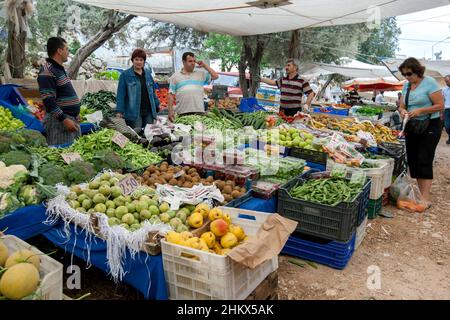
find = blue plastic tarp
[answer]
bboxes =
[0,204,52,239]
[42,223,168,300]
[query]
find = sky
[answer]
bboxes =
[396,4,450,60]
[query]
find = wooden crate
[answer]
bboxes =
[246,271,278,300]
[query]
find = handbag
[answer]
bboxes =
[403,83,430,135]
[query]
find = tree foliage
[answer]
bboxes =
[204,34,241,71]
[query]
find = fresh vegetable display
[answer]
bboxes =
[155,88,171,108]
[79,105,97,122]
[288,177,363,206]
[0,106,25,131]
[27,100,46,121]
[234,111,283,130]
[0,129,47,154]
[355,106,383,116]
[261,128,320,150]
[175,108,242,131]
[80,91,116,117]
[207,98,240,110]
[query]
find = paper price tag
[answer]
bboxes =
[173,171,184,179]
[118,175,139,195]
[61,152,82,164]
[112,131,129,148]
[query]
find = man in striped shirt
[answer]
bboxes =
[37,37,81,145]
[261,59,315,116]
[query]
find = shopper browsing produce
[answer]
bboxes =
[398,57,444,205]
[37,37,81,145]
[261,58,315,116]
[168,52,218,122]
[116,48,160,130]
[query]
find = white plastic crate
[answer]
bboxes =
[355,216,368,250]
[161,207,279,300]
[327,160,386,200]
[1,235,63,300]
[366,158,394,189]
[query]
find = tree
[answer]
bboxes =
[4,0,34,78]
[204,34,241,71]
[68,11,135,79]
[357,18,401,64]
[239,35,269,97]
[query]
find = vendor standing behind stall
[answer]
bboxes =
[116,48,160,130]
[167,52,218,122]
[37,37,81,145]
[261,59,315,116]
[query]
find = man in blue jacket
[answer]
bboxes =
[116,48,160,129]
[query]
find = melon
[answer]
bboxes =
[0,263,40,300]
[0,241,8,267]
[5,249,40,271]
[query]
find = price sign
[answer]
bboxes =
[173,171,184,179]
[118,175,139,195]
[61,152,82,164]
[112,131,129,148]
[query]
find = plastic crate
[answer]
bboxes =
[224,190,252,208]
[161,207,278,300]
[239,98,267,113]
[355,216,368,250]
[1,235,63,300]
[356,179,371,226]
[277,177,361,242]
[377,142,407,178]
[289,147,328,166]
[0,99,45,133]
[327,160,386,200]
[313,106,349,116]
[367,196,383,219]
[282,232,356,270]
[365,158,393,189]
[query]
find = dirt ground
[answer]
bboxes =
[28,133,450,300]
[278,133,450,300]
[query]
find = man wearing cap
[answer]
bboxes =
[261,58,315,116]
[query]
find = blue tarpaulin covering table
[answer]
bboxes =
[0,196,277,300]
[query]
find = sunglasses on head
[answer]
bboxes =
[401,72,414,77]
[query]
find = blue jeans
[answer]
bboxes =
[445,109,450,139]
[125,113,154,130]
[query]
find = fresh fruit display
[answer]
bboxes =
[27,100,46,121]
[80,90,116,117]
[131,162,247,204]
[0,241,44,300]
[261,128,320,150]
[164,207,248,256]
[310,116,398,144]
[207,98,240,110]
[288,177,363,206]
[0,106,25,131]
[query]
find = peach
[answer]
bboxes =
[200,232,216,248]
[229,224,246,241]
[210,219,229,237]
[220,232,238,249]
[187,212,203,229]
[208,208,223,221]
[222,213,232,225]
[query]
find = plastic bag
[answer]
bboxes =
[391,172,426,212]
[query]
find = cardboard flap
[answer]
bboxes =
[228,214,298,269]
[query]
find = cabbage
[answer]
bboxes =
[19,185,40,205]
[0,192,22,216]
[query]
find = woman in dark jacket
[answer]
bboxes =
[398,57,444,206]
[116,48,160,129]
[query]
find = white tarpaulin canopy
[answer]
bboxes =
[299,58,392,79]
[381,58,450,87]
[73,0,450,36]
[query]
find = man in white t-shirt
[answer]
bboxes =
[375,91,385,104]
[168,52,218,122]
[443,75,450,144]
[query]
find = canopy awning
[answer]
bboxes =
[300,58,392,79]
[342,76,406,92]
[73,0,450,36]
[381,58,450,87]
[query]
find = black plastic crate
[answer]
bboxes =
[277,177,361,242]
[374,142,407,178]
[289,147,328,166]
[356,179,371,225]
[224,190,252,208]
